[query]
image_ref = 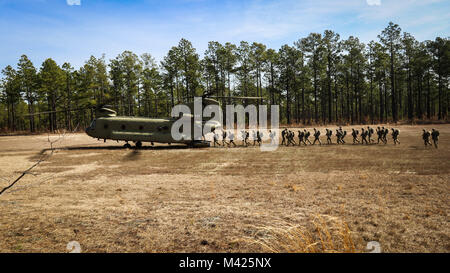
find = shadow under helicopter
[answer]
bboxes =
[40,144,191,153]
[30,145,191,163]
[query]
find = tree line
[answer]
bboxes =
[1,22,449,132]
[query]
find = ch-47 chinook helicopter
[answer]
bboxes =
[26,94,262,148]
[85,97,222,148]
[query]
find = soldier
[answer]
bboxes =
[252,130,258,146]
[391,128,400,145]
[288,130,297,146]
[431,128,440,148]
[304,129,312,145]
[383,127,389,144]
[361,128,368,145]
[228,130,236,147]
[298,130,305,146]
[312,128,322,145]
[222,130,228,146]
[241,130,246,146]
[352,128,360,144]
[326,129,333,144]
[245,131,250,146]
[213,131,221,147]
[422,129,431,147]
[269,130,276,145]
[376,127,383,144]
[367,126,375,143]
[281,128,287,146]
[256,130,262,146]
[283,130,287,145]
[339,126,346,143]
[336,129,342,144]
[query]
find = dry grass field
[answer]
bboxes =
[0,124,449,253]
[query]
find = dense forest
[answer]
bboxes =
[1,22,449,132]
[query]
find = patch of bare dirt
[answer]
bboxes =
[0,124,448,252]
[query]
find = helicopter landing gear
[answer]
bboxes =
[189,140,211,148]
[135,141,142,149]
[124,142,132,149]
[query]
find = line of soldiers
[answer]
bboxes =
[212,129,268,147]
[350,126,399,145]
[211,126,440,148]
[422,128,440,148]
[281,126,401,146]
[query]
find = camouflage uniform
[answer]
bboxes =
[222,130,228,146]
[281,129,287,146]
[213,132,221,147]
[245,131,250,146]
[269,130,276,145]
[298,130,306,146]
[312,128,322,145]
[256,131,262,146]
[252,130,258,146]
[422,129,431,147]
[228,131,236,147]
[376,127,383,144]
[241,130,246,146]
[391,128,400,145]
[288,130,297,146]
[431,129,439,148]
[304,129,312,145]
[361,128,368,145]
[336,129,342,144]
[383,127,389,144]
[326,129,333,144]
[352,128,360,144]
[367,126,374,143]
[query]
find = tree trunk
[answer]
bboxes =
[379,80,384,123]
[390,45,397,122]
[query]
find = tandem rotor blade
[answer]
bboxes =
[21,97,169,118]
[22,106,94,117]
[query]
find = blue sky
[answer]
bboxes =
[0,0,449,69]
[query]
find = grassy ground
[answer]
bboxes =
[0,124,448,252]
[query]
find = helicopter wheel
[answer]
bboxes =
[124,143,132,149]
[135,141,142,149]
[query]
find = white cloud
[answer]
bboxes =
[66,0,81,6]
[366,0,381,6]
